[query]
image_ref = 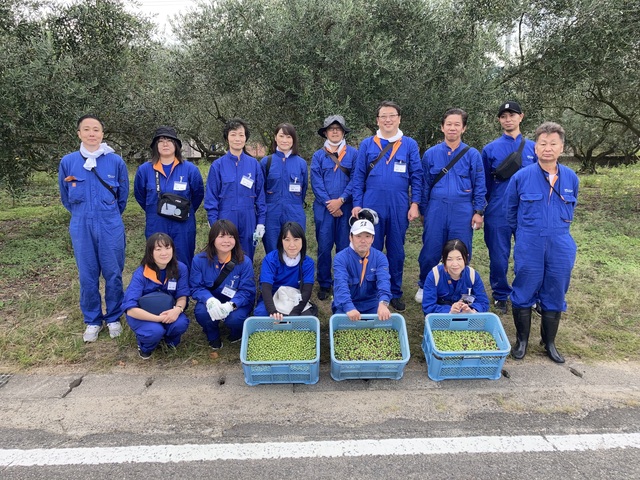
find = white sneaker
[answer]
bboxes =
[107,321,123,339]
[414,288,423,303]
[83,324,103,342]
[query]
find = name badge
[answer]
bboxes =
[289,183,302,193]
[240,175,254,189]
[393,162,407,173]
[167,280,177,291]
[221,285,236,298]
[173,181,187,191]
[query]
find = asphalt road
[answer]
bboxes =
[1,360,639,478]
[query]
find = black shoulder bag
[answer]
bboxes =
[210,259,236,293]
[156,171,191,222]
[91,168,118,200]
[430,146,471,188]
[493,139,525,181]
[365,141,395,181]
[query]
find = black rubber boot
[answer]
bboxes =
[541,311,565,363]
[511,307,531,360]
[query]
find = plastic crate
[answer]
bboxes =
[329,314,411,381]
[240,316,320,386]
[422,313,511,381]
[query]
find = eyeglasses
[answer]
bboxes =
[327,126,343,132]
[377,114,399,121]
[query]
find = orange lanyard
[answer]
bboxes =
[359,252,369,286]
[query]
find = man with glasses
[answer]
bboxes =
[310,115,358,300]
[350,101,423,312]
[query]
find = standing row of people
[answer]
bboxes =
[59,102,578,363]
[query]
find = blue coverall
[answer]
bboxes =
[190,253,256,342]
[331,246,391,314]
[254,250,315,316]
[58,151,129,326]
[204,152,266,260]
[260,152,308,253]
[421,264,490,314]
[506,163,579,311]
[123,263,190,354]
[350,136,422,299]
[418,142,486,288]
[310,145,357,288]
[482,134,536,301]
[134,159,204,269]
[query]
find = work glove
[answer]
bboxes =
[206,297,223,321]
[218,302,234,319]
[253,224,266,246]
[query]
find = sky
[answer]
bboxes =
[126,0,199,38]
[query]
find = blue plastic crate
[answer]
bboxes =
[329,314,411,381]
[240,316,320,386]
[422,313,511,381]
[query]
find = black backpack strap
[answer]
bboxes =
[365,141,395,181]
[430,146,471,188]
[325,151,351,177]
[211,259,236,292]
[265,155,273,178]
[91,167,118,200]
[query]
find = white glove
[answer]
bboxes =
[206,297,223,321]
[218,302,234,319]
[254,224,265,239]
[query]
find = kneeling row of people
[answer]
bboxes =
[124,219,488,359]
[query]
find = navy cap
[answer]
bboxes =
[150,126,182,149]
[497,101,522,117]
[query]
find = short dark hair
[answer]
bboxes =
[141,233,180,280]
[223,118,250,142]
[204,220,245,264]
[535,121,565,144]
[376,100,401,117]
[151,138,184,163]
[271,123,299,155]
[276,221,306,263]
[441,108,468,127]
[441,238,470,266]
[77,114,104,130]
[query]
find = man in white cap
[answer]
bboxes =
[310,114,358,300]
[331,214,392,321]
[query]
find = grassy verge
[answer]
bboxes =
[0,162,639,372]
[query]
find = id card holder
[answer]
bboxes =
[240,174,254,189]
[289,183,302,193]
[393,162,407,173]
[167,280,177,291]
[221,285,237,298]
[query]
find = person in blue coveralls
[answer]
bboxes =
[123,233,190,359]
[506,122,579,363]
[421,239,489,315]
[204,118,266,260]
[482,101,537,314]
[58,114,129,343]
[260,123,308,253]
[190,220,256,350]
[416,108,486,304]
[350,101,422,313]
[310,114,357,301]
[134,126,204,269]
[332,216,392,321]
[254,222,316,320]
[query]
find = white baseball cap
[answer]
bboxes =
[350,219,375,235]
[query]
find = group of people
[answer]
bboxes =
[58,100,579,363]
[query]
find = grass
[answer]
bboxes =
[0,162,639,372]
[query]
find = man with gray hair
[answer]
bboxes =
[506,122,579,363]
[311,115,358,300]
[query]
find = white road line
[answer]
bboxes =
[1,433,639,467]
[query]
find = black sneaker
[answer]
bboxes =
[138,347,153,360]
[209,338,223,350]
[389,298,406,312]
[317,286,330,301]
[493,299,508,314]
[228,333,242,344]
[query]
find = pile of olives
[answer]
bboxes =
[333,328,403,361]
[246,330,317,361]
[432,330,498,352]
